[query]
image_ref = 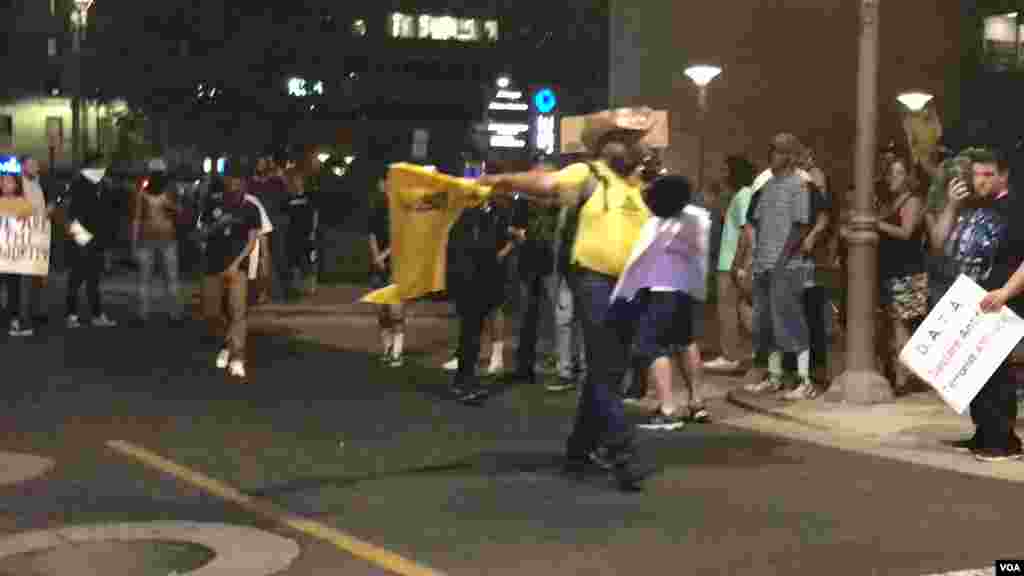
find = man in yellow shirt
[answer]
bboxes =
[480,127,653,491]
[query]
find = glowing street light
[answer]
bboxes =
[896,91,934,112]
[683,64,723,194]
[683,65,722,88]
[317,153,331,163]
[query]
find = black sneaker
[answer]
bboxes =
[613,460,649,492]
[637,410,686,431]
[455,387,488,406]
[950,437,978,452]
[545,377,576,393]
[974,446,1023,462]
[563,448,613,478]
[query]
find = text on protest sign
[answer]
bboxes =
[899,275,1024,414]
[0,215,51,277]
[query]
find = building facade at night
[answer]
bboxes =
[609,0,964,196]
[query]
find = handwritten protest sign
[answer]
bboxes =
[0,215,51,276]
[899,275,1024,414]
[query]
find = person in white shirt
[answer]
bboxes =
[19,155,54,328]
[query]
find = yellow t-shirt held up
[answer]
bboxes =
[361,164,491,305]
[554,161,651,278]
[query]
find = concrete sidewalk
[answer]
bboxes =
[722,381,1024,484]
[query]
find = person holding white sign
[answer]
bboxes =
[927,148,1024,462]
[0,175,33,336]
[64,154,117,329]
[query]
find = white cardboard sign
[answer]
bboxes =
[899,275,1024,414]
[0,215,51,277]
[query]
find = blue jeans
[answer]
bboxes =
[136,241,181,319]
[566,270,633,458]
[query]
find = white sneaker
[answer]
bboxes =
[442,357,459,371]
[8,319,32,337]
[486,357,504,376]
[66,315,82,329]
[782,378,819,401]
[703,356,740,372]
[91,314,117,328]
[215,348,230,369]
[228,359,246,379]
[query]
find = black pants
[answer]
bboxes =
[567,271,633,458]
[969,362,1021,452]
[515,273,549,375]
[454,298,494,389]
[288,233,314,277]
[269,218,290,301]
[803,285,828,370]
[1,274,21,322]
[66,244,103,318]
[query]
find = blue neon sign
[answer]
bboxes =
[534,88,557,114]
[0,156,21,175]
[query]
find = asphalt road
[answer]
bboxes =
[0,297,1020,575]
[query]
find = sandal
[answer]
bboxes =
[688,405,711,423]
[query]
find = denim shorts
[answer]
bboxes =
[630,290,693,362]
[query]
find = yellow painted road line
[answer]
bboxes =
[106,439,446,576]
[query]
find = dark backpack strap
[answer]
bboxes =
[556,168,600,285]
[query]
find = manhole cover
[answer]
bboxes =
[0,540,214,576]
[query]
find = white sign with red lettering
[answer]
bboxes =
[899,275,1024,414]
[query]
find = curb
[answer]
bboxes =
[725,390,832,431]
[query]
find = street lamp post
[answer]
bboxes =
[70,0,94,173]
[684,65,722,195]
[833,0,891,404]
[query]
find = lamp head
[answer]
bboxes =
[684,65,722,88]
[897,91,934,112]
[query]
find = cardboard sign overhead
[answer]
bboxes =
[561,108,669,154]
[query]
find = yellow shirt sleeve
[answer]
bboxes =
[552,163,592,205]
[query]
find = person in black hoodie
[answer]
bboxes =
[64,154,117,329]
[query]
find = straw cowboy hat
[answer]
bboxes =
[580,106,661,153]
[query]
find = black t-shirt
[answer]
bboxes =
[368,204,389,249]
[943,192,1024,314]
[202,197,261,274]
[286,193,316,239]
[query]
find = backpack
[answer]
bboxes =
[554,162,602,283]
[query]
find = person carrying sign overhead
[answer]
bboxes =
[479,107,660,492]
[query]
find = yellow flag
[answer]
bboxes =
[361,164,491,305]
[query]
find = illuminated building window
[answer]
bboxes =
[983,12,1023,70]
[484,20,499,42]
[457,18,479,41]
[430,15,457,40]
[389,13,415,39]
[352,19,366,37]
[393,13,496,42]
[47,37,58,56]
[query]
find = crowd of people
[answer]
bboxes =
[364,118,1024,489]
[0,152,321,382]
[2,111,1022,491]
